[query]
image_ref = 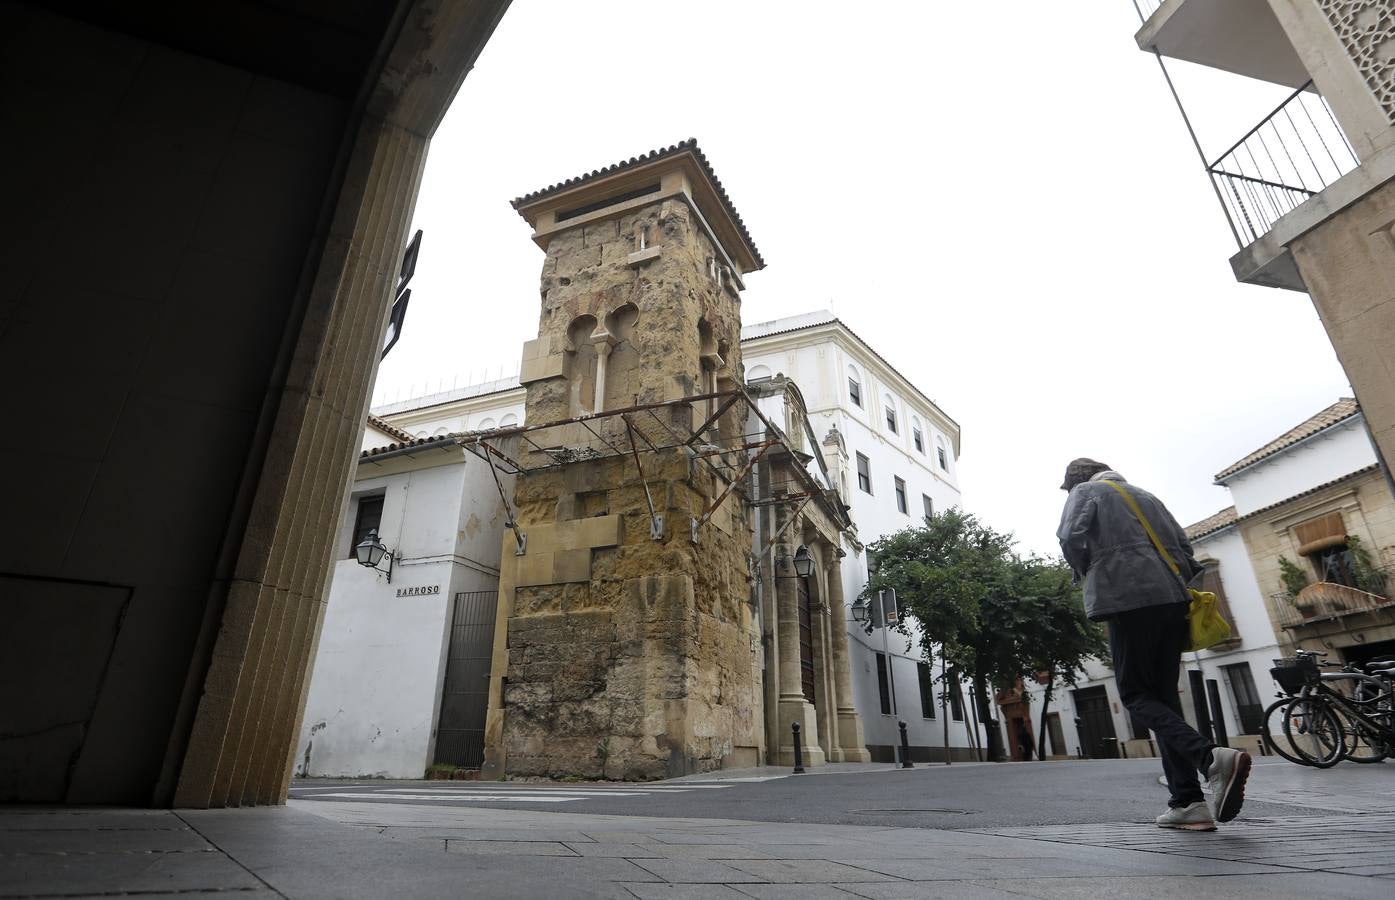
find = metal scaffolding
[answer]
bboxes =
[446,388,838,548]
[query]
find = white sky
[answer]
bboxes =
[373,1,1353,556]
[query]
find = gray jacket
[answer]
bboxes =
[1056,471,1203,621]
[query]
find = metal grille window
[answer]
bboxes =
[349,495,383,558]
[1223,663,1264,735]
[917,662,935,719]
[876,652,892,715]
[894,476,908,515]
[848,377,862,408]
[856,453,872,494]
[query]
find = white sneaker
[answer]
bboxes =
[1205,747,1252,823]
[1155,802,1216,831]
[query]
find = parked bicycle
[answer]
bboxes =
[1260,650,1395,767]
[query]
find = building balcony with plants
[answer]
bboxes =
[1270,537,1395,630]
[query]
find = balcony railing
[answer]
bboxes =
[1131,0,1163,22]
[1207,81,1359,247]
[1271,568,1395,629]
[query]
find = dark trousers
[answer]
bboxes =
[1108,602,1214,808]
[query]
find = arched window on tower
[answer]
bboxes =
[601,303,639,411]
[566,314,599,416]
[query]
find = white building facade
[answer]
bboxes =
[296,437,515,778]
[741,312,985,762]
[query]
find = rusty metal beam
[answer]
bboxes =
[694,440,773,533]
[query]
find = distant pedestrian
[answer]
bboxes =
[1056,459,1250,832]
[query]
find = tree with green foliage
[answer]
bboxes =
[862,508,1105,762]
[1008,557,1108,760]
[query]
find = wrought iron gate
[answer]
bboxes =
[434,589,498,769]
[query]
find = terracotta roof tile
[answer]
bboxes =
[1186,506,1237,541]
[366,414,414,443]
[511,138,765,270]
[1215,398,1360,481]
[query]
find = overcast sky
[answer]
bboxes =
[372,1,1353,556]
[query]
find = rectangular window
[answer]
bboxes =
[848,377,862,408]
[876,653,892,715]
[350,495,384,558]
[886,407,898,433]
[949,682,964,721]
[913,427,924,453]
[856,453,872,494]
[922,494,933,521]
[1223,663,1264,735]
[937,445,948,470]
[894,476,908,514]
[917,662,935,719]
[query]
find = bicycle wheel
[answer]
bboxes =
[1340,715,1390,763]
[1261,697,1316,766]
[1282,697,1346,767]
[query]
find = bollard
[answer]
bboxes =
[792,721,805,774]
[898,720,914,768]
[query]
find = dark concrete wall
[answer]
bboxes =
[0,4,347,804]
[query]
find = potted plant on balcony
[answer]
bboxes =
[1278,556,1315,618]
[1346,535,1389,598]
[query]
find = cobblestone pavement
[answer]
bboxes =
[7,759,1395,898]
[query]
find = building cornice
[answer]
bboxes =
[742,319,961,456]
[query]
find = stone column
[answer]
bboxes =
[773,513,823,766]
[592,332,615,412]
[827,553,870,762]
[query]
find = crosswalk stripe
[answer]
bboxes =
[313,792,582,803]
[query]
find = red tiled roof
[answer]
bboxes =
[511,139,765,270]
[366,414,413,443]
[1215,398,1360,481]
[1185,506,1237,541]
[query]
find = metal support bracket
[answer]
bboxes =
[624,417,664,541]
[475,437,527,555]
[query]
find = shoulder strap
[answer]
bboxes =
[1101,480,1181,577]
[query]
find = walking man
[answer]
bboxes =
[1057,459,1250,831]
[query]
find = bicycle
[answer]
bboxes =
[1260,651,1395,767]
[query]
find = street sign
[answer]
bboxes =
[382,229,422,360]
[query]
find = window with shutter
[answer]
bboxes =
[1201,562,1240,648]
[1294,511,1345,556]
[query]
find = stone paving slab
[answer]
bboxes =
[968,872,1385,899]
[0,844,264,897]
[443,838,578,855]
[621,884,753,899]
[630,857,770,883]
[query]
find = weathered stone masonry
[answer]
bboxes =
[481,142,767,779]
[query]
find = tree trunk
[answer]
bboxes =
[1037,678,1054,760]
[971,671,1004,762]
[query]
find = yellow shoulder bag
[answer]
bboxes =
[1102,480,1232,652]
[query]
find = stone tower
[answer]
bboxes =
[481,140,766,779]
